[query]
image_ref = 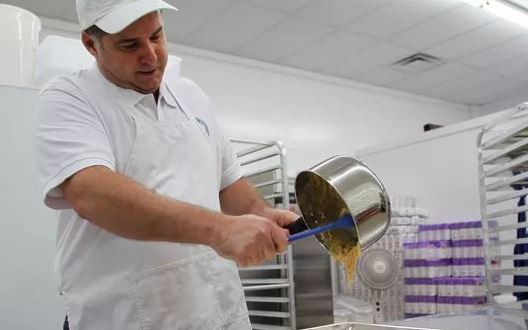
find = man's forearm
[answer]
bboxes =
[219,177,272,216]
[61,165,229,245]
[220,178,297,227]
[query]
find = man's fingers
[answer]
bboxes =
[271,226,289,253]
[214,215,294,266]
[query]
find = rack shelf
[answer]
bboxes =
[231,139,297,329]
[477,102,528,304]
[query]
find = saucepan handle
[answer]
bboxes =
[284,216,308,235]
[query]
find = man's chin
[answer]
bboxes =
[133,84,160,95]
[132,79,161,93]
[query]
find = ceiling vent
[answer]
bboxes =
[391,52,443,73]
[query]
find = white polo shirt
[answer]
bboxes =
[34,65,242,289]
[34,65,241,209]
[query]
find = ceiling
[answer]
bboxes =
[6,0,528,109]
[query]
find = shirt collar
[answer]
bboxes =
[159,78,179,108]
[91,65,174,107]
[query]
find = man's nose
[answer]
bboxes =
[140,42,157,65]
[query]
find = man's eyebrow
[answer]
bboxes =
[117,36,138,44]
[117,27,163,44]
[151,27,163,37]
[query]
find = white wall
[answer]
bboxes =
[356,127,483,223]
[173,48,471,175]
[39,20,471,175]
[354,110,507,223]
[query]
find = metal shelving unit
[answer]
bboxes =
[477,102,528,303]
[230,139,296,330]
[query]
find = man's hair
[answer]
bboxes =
[84,25,108,42]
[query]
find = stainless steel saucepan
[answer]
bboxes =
[286,156,391,251]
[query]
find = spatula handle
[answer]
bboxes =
[284,217,308,235]
[287,221,342,242]
[286,214,355,242]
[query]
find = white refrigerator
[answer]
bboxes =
[0,84,63,328]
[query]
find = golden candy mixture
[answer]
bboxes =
[334,243,361,283]
[296,173,360,283]
[321,226,361,282]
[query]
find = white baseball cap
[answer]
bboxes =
[76,0,178,34]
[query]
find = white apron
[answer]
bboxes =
[62,79,250,330]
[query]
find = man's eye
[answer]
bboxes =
[121,43,137,50]
[151,34,161,41]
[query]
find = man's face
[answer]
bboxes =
[85,12,168,94]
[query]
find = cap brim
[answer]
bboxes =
[95,0,178,34]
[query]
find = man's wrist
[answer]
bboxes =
[250,202,273,218]
[206,214,235,248]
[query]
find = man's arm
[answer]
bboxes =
[220,178,298,227]
[60,165,288,266]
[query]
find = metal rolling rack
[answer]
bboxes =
[477,102,528,303]
[230,139,297,330]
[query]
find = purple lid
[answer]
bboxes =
[437,296,486,305]
[404,278,437,285]
[464,296,487,304]
[437,276,485,285]
[404,259,452,267]
[405,295,437,303]
[449,221,482,229]
[403,240,451,249]
[459,277,485,285]
[418,224,450,232]
[436,277,453,285]
[465,221,482,229]
[436,296,453,304]
[452,258,485,266]
[452,239,483,247]
[418,224,430,232]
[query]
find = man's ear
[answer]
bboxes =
[81,31,98,57]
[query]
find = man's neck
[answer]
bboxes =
[96,62,161,103]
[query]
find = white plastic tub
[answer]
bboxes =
[0,5,41,87]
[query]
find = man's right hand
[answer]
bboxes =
[211,215,289,267]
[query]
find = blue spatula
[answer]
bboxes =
[287,214,355,242]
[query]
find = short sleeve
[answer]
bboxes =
[217,125,243,190]
[34,77,116,210]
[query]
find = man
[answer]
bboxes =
[34,0,297,329]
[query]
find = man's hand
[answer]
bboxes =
[211,215,289,267]
[220,178,299,229]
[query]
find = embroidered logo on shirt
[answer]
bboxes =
[194,117,210,137]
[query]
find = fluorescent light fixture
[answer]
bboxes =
[458,0,528,29]
[459,0,484,6]
[509,0,528,8]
